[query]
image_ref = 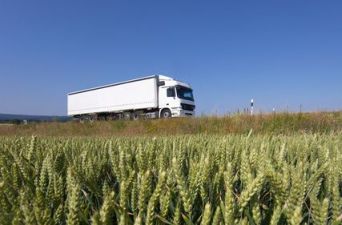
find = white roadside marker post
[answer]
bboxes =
[250,99,254,115]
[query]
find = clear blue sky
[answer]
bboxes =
[0,0,341,115]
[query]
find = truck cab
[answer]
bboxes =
[158,75,195,118]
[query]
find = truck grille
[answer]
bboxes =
[181,103,195,111]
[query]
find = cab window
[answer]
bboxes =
[167,87,175,97]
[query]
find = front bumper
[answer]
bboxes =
[171,109,195,117]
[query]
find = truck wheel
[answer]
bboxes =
[133,112,140,120]
[161,109,171,118]
[123,112,132,120]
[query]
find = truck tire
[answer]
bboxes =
[133,112,140,120]
[123,112,132,120]
[161,109,171,118]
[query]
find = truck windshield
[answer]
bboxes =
[176,86,194,101]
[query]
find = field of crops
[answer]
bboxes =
[0,134,341,225]
[1,112,341,137]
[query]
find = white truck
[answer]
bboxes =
[67,75,195,120]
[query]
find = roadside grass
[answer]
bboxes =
[0,111,340,137]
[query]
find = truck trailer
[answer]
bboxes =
[67,75,195,120]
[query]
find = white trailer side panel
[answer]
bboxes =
[67,77,158,116]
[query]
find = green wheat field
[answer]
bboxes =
[0,129,341,225]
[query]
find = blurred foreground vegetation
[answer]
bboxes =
[0,134,341,224]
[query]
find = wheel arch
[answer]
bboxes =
[159,107,172,118]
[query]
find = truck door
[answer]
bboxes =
[159,86,178,110]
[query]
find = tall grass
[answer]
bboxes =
[0,111,341,137]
